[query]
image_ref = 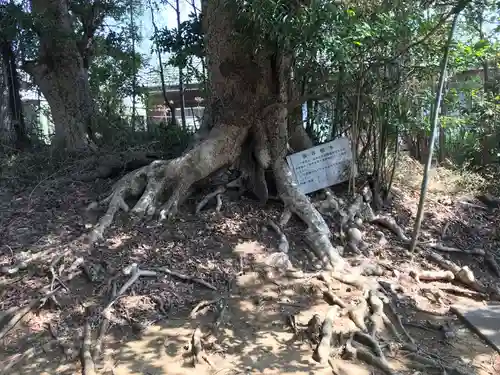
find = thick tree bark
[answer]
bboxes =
[0,39,30,150]
[0,48,11,144]
[24,0,97,151]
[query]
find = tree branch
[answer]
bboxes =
[70,1,110,66]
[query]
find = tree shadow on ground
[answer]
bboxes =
[1,159,500,375]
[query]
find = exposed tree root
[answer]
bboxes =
[427,243,485,256]
[409,269,455,283]
[92,285,117,363]
[273,161,345,270]
[189,299,220,319]
[420,243,500,282]
[47,323,75,359]
[363,205,409,243]
[81,308,96,375]
[367,290,399,339]
[484,251,500,278]
[331,272,369,291]
[315,190,409,247]
[439,285,488,300]
[0,287,60,340]
[344,228,367,255]
[102,264,158,315]
[343,334,396,375]
[378,282,415,345]
[265,219,290,253]
[160,267,217,290]
[399,344,469,375]
[312,305,341,363]
[74,151,160,182]
[195,185,226,214]
[87,123,249,243]
[347,297,369,331]
[323,290,347,308]
[86,161,165,243]
[353,331,385,359]
[306,314,322,345]
[425,250,488,294]
[85,125,345,272]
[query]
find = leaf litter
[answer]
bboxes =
[0,154,499,375]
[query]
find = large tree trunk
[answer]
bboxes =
[23,0,96,152]
[1,39,30,150]
[87,0,345,270]
[0,47,11,145]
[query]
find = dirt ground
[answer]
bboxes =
[1,155,500,375]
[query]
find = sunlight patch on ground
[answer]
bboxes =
[107,234,133,249]
[394,154,486,196]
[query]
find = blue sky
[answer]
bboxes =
[136,0,200,86]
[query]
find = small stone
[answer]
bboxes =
[347,227,363,244]
[354,217,363,226]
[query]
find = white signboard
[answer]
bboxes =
[286,137,355,194]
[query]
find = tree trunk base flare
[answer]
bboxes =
[84,0,349,271]
[86,123,347,270]
[86,123,248,244]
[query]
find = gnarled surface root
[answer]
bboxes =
[273,161,345,270]
[87,124,248,243]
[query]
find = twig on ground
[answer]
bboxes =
[48,255,70,307]
[187,325,213,367]
[383,298,415,345]
[160,267,217,291]
[457,200,488,210]
[0,260,29,275]
[190,325,203,366]
[439,285,488,300]
[189,299,220,319]
[440,221,450,239]
[215,193,223,212]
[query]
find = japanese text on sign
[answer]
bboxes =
[286,137,356,194]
